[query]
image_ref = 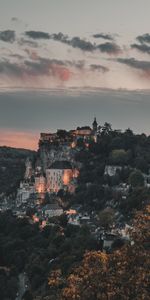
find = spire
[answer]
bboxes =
[92,117,98,132]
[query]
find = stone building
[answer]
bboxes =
[104,165,122,177]
[16,181,35,204]
[35,174,46,193]
[46,160,73,193]
[24,158,33,179]
[42,203,63,218]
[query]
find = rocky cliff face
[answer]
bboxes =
[39,144,77,171]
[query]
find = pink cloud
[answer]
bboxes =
[51,64,72,81]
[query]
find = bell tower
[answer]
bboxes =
[92,117,98,133]
[25,158,33,180]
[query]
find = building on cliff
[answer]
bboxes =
[35,174,46,194]
[46,160,74,193]
[24,157,33,179]
[16,181,35,205]
[39,118,98,149]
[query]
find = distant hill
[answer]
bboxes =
[0,146,36,196]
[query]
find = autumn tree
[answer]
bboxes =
[60,206,150,300]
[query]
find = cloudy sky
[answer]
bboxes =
[0,0,150,149]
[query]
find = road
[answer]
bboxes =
[15,273,28,300]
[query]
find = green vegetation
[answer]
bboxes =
[59,206,150,300]
[0,211,99,300]
[1,125,150,299]
[109,149,131,165]
[128,169,144,187]
[0,146,35,196]
[72,124,150,214]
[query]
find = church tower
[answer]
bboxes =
[24,158,33,180]
[92,117,98,133]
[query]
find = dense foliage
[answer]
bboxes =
[0,211,99,299]
[1,126,150,299]
[47,206,150,300]
[0,146,35,196]
[72,125,150,213]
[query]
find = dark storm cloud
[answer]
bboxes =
[25,56,84,69]
[25,56,108,75]
[18,38,39,48]
[60,59,84,69]
[0,58,66,78]
[23,30,121,54]
[0,57,85,81]
[50,32,95,51]
[24,59,50,76]
[71,60,85,69]
[131,43,150,54]
[90,64,109,72]
[0,30,15,43]
[97,42,121,54]
[68,37,95,51]
[24,30,95,51]
[25,30,50,39]
[117,58,150,72]
[50,32,121,54]
[50,32,68,42]
[34,57,66,66]
[0,54,110,85]
[0,60,23,77]
[24,57,70,76]
[0,58,51,78]
[93,33,114,41]
[130,33,150,54]
[136,33,150,44]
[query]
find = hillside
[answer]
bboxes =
[0,146,36,196]
[0,127,150,300]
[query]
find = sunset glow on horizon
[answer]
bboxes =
[1,1,150,149]
[0,130,38,150]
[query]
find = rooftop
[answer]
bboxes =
[49,160,72,170]
[76,126,91,130]
[42,203,62,211]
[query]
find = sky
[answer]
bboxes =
[0,0,150,149]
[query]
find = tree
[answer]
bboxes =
[101,122,112,136]
[97,208,116,229]
[120,187,150,212]
[129,170,144,187]
[109,149,130,165]
[22,290,33,300]
[58,214,68,227]
[134,157,148,173]
[111,137,125,150]
[61,206,150,300]
[57,130,68,139]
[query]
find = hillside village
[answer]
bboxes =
[14,119,104,231]
[1,119,150,254]
[0,121,150,299]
